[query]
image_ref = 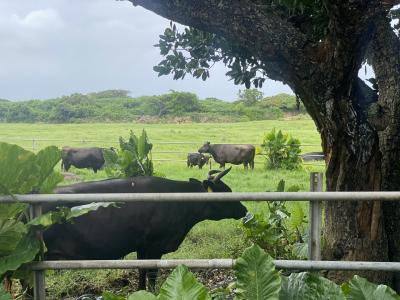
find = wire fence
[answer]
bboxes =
[0,137,325,167]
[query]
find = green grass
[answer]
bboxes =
[1,119,325,298]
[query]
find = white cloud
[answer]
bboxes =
[10,8,64,30]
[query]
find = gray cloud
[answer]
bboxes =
[0,0,293,101]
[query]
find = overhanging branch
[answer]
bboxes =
[128,0,309,84]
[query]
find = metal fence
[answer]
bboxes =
[0,137,325,167]
[3,173,400,299]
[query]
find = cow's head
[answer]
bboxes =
[202,167,247,220]
[198,141,211,153]
[198,154,211,168]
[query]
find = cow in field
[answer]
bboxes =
[187,153,210,169]
[198,142,255,169]
[43,168,246,290]
[301,152,325,162]
[61,147,106,173]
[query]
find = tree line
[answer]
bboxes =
[0,89,305,123]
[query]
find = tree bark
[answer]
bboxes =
[370,14,400,289]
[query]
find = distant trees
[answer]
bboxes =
[0,89,305,123]
[237,89,264,106]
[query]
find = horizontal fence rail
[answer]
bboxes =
[2,191,400,204]
[28,260,400,272]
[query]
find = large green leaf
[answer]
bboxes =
[27,203,117,228]
[33,146,62,193]
[342,275,400,300]
[0,143,38,195]
[0,203,27,220]
[234,244,281,300]
[0,286,12,300]
[0,230,40,277]
[280,272,345,300]
[0,219,27,256]
[128,291,157,300]
[158,265,211,300]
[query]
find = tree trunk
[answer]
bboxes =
[371,14,400,290]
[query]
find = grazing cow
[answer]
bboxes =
[61,147,106,173]
[301,152,325,162]
[187,153,210,169]
[43,168,246,290]
[198,142,255,169]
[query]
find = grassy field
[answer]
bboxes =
[1,119,325,298]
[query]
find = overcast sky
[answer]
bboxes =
[0,0,294,102]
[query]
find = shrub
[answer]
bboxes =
[103,130,154,178]
[241,180,307,260]
[260,128,302,170]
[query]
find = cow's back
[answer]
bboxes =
[44,177,207,260]
[211,144,255,164]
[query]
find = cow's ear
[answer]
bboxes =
[202,180,215,192]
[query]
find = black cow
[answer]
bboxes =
[43,168,246,290]
[61,147,106,173]
[187,153,210,169]
[301,152,325,162]
[198,142,255,170]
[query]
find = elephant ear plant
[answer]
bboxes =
[0,142,114,298]
[101,244,400,300]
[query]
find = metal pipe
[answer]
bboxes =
[28,259,400,272]
[308,173,323,261]
[2,192,400,204]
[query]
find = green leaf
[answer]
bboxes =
[66,202,117,220]
[342,275,400,300]
[0,285,12,300]
[0,143,38,195]
[33,146,62,193]
[234,244,281,300]
[280,272,345,300]
[0,230,40,278]
[127,291,157,300]
[158,265,211,300]
[102,291,126,300]
[0,219,27,256]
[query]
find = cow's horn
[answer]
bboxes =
[213,167,232,182]
[208,170,220,180]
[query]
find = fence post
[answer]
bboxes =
[30,204,46,300]
[308,172,323,261]
[32,138,36,152]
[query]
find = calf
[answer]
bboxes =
[43,168,246,290]
[187,153,210,169]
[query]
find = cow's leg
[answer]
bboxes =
[93,168,98,173]
[219,163,225,169]
[244,162,248,170]
[138,269,147,290]
[137,251,147,290]
[250,160,255,170]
